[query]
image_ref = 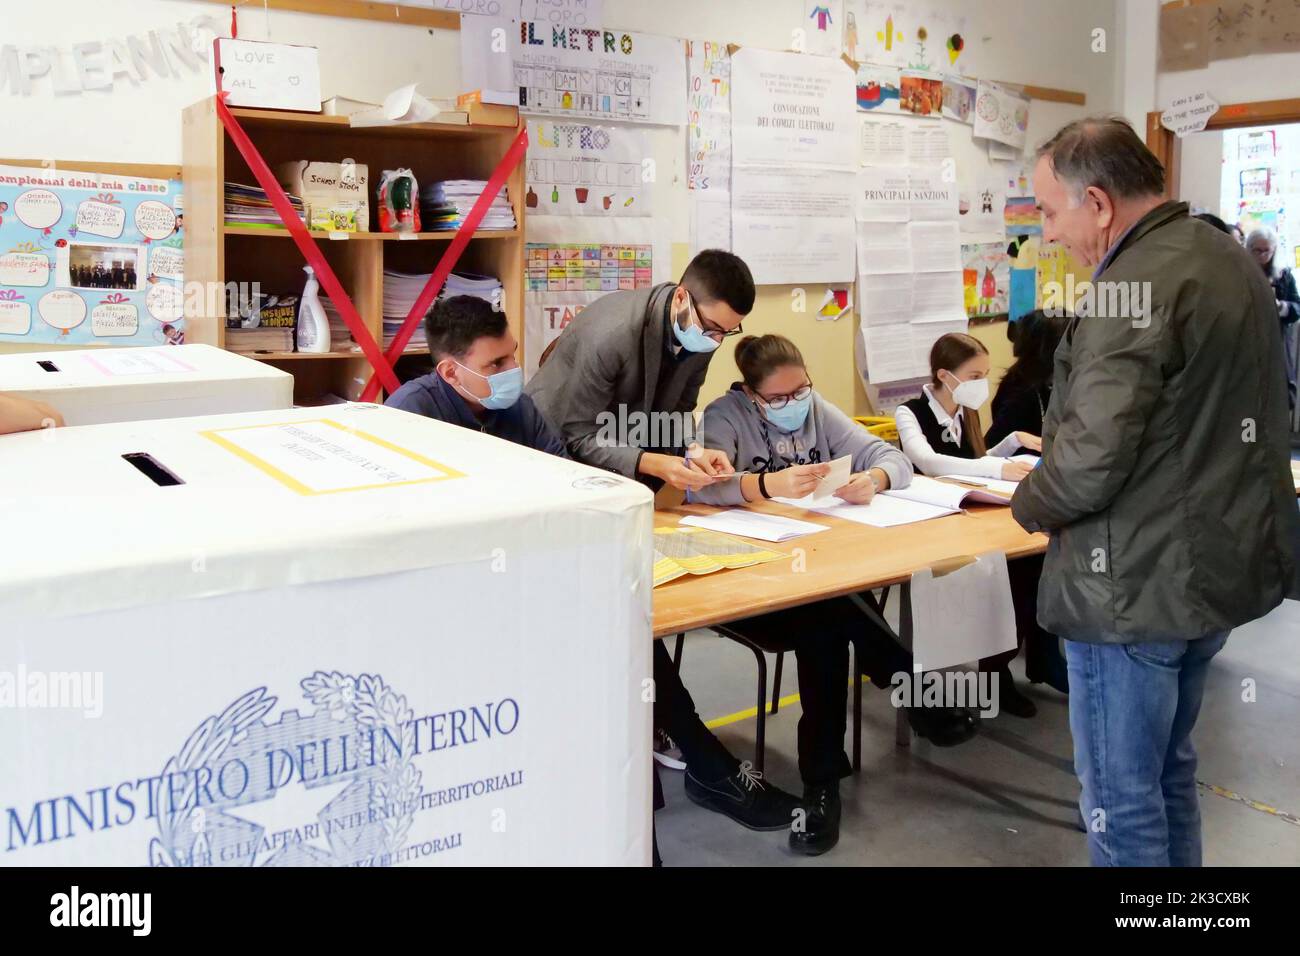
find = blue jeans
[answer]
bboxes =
[1066,631,1230,867]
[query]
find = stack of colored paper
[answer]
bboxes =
[224,182,306,228]
[419,180,515,231]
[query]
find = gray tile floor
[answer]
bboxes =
[656,598,1300,866]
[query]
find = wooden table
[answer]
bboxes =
[652,499,1047,639]
[652,498,1048,756]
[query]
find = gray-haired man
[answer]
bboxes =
[1011,117,1298,866]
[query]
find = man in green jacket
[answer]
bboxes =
[1013,117,1299,867]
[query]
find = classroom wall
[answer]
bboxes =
[4,0,1119,414]
[1157,30,1300,108]
[1124,0,1300,133]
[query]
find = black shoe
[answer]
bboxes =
[684,761,801,832]
[789,783,841,856]
[906,705,979,746]
[997,668,1038,718]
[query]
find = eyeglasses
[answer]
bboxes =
[683,292,743,341]
[699,318,744,341]
[758,382,813,409]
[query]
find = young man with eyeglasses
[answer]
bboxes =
[528,249,751,493]
[527,250,805,856]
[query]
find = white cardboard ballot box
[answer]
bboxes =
[0,404,653,866]
[0,344,293,426]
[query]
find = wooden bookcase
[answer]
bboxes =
[181,98,525,403]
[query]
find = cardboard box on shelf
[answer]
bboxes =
[277,160,370,233]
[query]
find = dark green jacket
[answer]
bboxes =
[1012,201,1299,642]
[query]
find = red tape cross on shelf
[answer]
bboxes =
[215,94,528,402]
[359,125,529,403]
[216,94,399,395]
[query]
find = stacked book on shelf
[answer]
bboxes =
[225,290,297,354]
[419,181,516,232]
[319,298,360,353]
[225,326,294,353]
[381,269,504,351]
[225,182,306,229]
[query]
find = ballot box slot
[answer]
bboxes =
[122,452,185,487]
[36,360,60,372]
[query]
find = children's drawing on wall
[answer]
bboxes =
[1004,196,1042,236]
[958,177,1005,234]
[899,71,943,116]
[908,24,934,70]
[945,33,965,67]
[802,1,844,57]
[818,286,852,321]
[962,242,1009,318]
[844,3,976,72]
[855,63,901,112]
[877,11,904,57]
[941,76,975,124]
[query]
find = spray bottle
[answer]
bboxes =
[297,265,331,353]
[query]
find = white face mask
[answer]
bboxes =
[943,372,989,410]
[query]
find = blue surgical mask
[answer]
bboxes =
[672,295,720,353]
[454,361,523,410]
[761,394,812,432]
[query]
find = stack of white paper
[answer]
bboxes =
[380,270,503,350]
[805,494,956,528]
[679,510,830,543]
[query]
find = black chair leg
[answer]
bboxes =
[750,644,769,774]
[852,640,862,772]
[770,651,784,715]
[712,627,781,773]
[672,632,684,670]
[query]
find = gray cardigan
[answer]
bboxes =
[692,384,913,506]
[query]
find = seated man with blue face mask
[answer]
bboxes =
[385,295,568,458]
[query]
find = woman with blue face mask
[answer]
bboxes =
[692,335,978,857]
[695,335,906,505]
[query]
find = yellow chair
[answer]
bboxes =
[854,415,899,443]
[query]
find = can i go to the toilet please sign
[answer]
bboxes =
[215,38,321,113]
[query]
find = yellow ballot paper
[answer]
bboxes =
[653,526,785,587]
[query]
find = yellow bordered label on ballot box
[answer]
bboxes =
[201,418,465,495]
